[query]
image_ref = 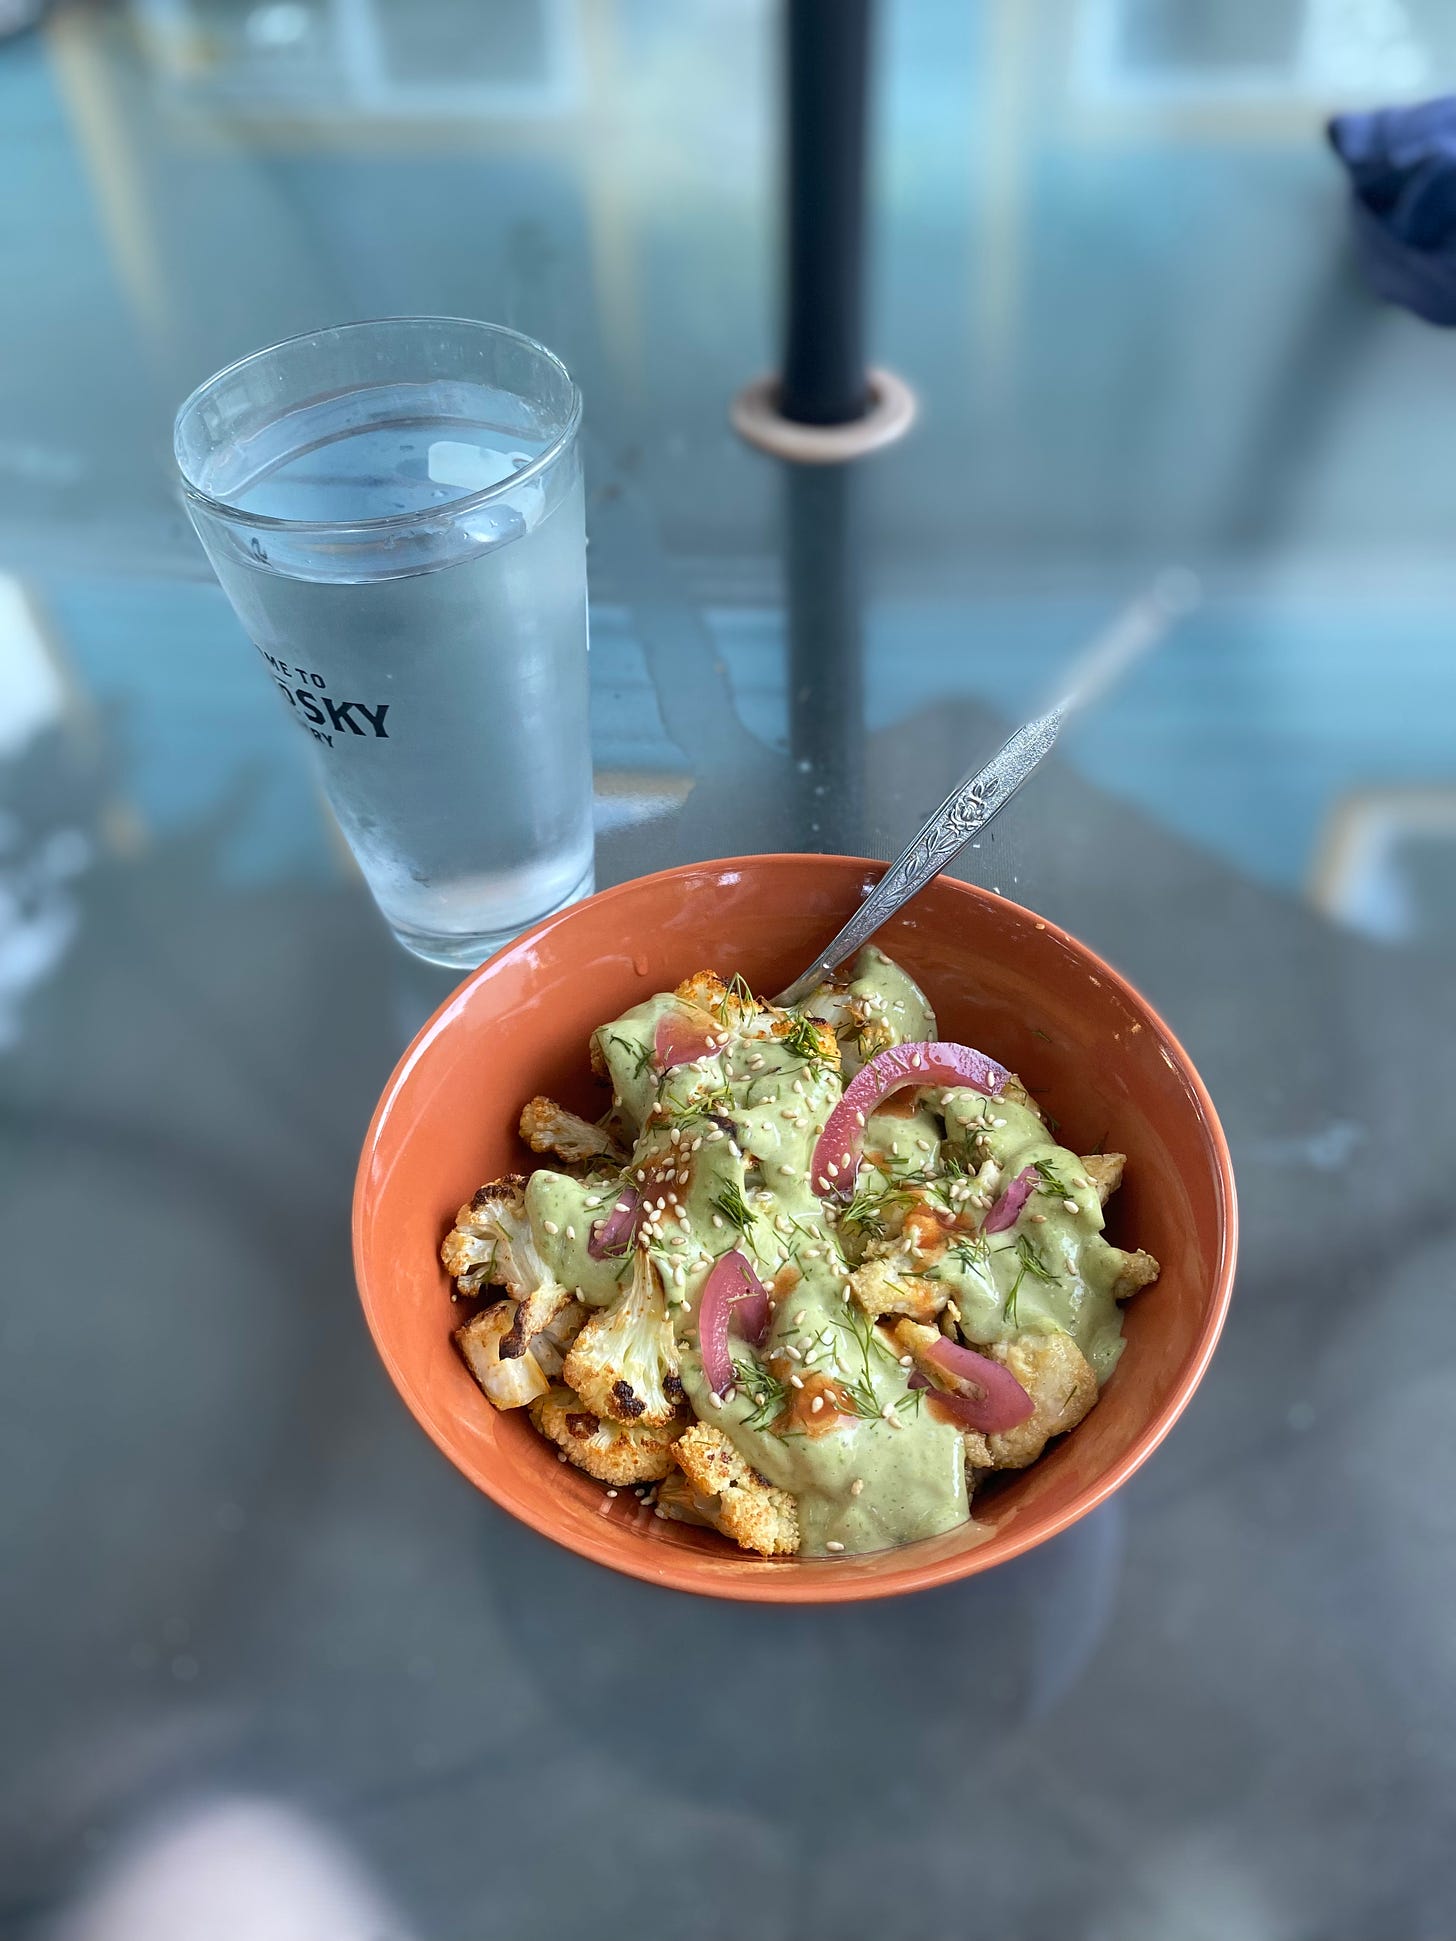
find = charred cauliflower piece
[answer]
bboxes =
[984,1332,1098,1470]
[441,1177,571,1347]
[519,1096,623,1165]
[562,1248,683,1427]
[530,1385,679,1483]
[1082,1152,1126,1205]
[673,1424,800,1557]
[1110,1247,1160,1301]
[849,1250,948,1326]
[455,1303,551,1410]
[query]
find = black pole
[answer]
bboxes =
[781,0,872,426]
[786,464,865,846]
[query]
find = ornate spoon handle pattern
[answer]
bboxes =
[773,571,1198,1008]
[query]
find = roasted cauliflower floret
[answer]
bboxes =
[561,1248,683,1427]
[455,1302,551,1410]
[530,1384,679,1483]
[984,1332,1098,1470]
[673,1424,800,1557]
[849,1250,947,1326]
[440,1176,570,1346]
[674,969,760,1030]
[1082,1152,1126,1205]
[1109,1246,1160,1301]
[653,1468,716,1527]
[518,1096,622,1165]
[525,1299,587,1381]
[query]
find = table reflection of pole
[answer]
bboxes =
[785,463,866,854]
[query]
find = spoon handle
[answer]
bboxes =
[774,708,1062,1007]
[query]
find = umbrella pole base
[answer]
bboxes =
[730,366,915,464]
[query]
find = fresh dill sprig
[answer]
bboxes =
[840,1179,914,1241]
[731,1350,789,1431]
[1033,1158,1076,1199]
[724,972,756,1014]
[711,1181,756,1232]
[823,1306,921,1421]
[604,1031,655,1079]
[1002,1232,1059,1324]
[781,1011,833,1068]
[943,1232,991,1277]
[1014,1233,1059,1283]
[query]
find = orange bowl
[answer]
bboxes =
[353,855,1236,1603]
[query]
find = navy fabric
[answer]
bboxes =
[1329,97,1456,325]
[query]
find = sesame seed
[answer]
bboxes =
[723,1386,736,1403]
[729,1142,743,1159]
[654,1507,668,1519]
[557,1452,568,1462]
[673,1266,686,1287]
[616,1200,631,1213]
[792,1079,805,1096]
[712,1214,725,1230]
[655,1195,667,1209]
[881,1402,896,1421]
[911,1052,924,1069]
[826,1539,844,1551]
[840,1152,851,1166]
[992,1117,1007,1128]
[850,1479,864,1497]
[585,1197,604,1210]
[778,1164,797,1178]
[775,1215,791,1234]
[634,1169,646,1182]
[691,1137,703,1152]
[1062,1198,1079,1214]
[607,1489,618,1498]
[826,1161,839,1179]
[542,1220,559,1235]
[669,1128,681,1145]
[1030,1212,1047,1224]
[793,1309,807,1326]
[818,1176,832,1190]
[1076,1177,1090,1189]
[789,1373,804,1390]
[811,1395,824,1413]
[899,1354,914,1367]
[887,1410,904,1430]
[916,1138,931,1153]
[842,1288,852,1303]
[709,1391,724,1408]
[748,1055,766,1071]
[786,1345,803,1361]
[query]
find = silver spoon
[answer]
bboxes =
[774,570,1200,1007]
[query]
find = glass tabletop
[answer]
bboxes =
[3,3,1454,1935]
